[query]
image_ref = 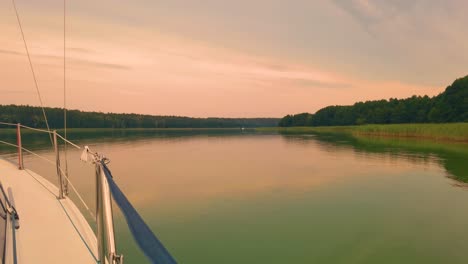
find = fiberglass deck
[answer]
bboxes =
[0,158,97,264]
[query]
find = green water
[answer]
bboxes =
[1,129,468,263]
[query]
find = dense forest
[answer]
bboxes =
[279,75,468,127]
[0,105,279,129]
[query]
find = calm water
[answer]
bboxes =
[1,129,468,263]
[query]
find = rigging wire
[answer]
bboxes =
[63,0,69,193]
[11,0,53,146]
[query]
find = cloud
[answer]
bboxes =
[0,90,29,94]
[66,47,94,54]
[0,48,130,70]
[293,79,353,90]
[332,0,468,41]
[0,49,23,56]
[66,58,131,70]
[0,1,459,117]
[331,0,416,36]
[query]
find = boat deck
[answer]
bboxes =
[0,158,97,263]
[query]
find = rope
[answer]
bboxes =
[11,0,53,146]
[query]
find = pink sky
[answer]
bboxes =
[1,0,465,117]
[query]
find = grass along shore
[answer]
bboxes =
[257,123,468,142]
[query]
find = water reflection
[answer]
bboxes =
[277,131,468,184]
[1,129,468,264]
[3,130,462,206]
[3,129,459,206]
[0,128,254,152]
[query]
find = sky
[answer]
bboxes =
[0,0,467,117]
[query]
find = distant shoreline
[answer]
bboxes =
[0,127,254,133]
[0,104,280,129]
[256,123,468,143]
[1,124,467,142]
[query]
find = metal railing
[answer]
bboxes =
[0,122,122,264]
[88,151,124,264]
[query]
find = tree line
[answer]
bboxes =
[279,75,468,127]
[0,105,279,129]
